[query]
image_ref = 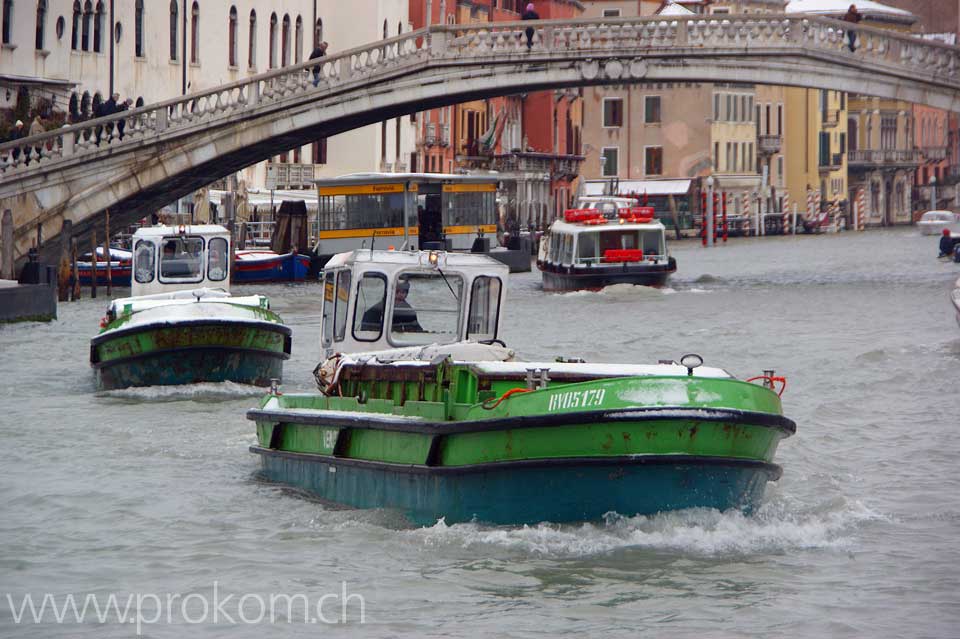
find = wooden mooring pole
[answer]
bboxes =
[0,209,13,280]
[71,237,80,300]
[90,228,98,299]
[58,219,72,301]
[104,209,112,296]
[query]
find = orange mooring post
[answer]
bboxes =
[104,209,112,296]
[701,191,707,247]
[90,228,98,299]
[722,192,728,242]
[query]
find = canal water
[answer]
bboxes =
[1,229,958,637]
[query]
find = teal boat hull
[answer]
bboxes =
[251,446,780,525]
[95,347,287,390]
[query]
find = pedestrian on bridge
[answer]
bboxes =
[309,41,328,87]
[843,4,862,52]
[522,3,539,50]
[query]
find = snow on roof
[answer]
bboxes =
[657,2,696,15]
[785,0,913,18]
[132,225,230,238]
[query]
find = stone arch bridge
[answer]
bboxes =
[2,14,959,266]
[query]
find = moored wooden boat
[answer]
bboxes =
[90,225,291,391]
[247,249,794,525]
[233,249,312,283]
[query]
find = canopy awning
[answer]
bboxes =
[583,179,693,197]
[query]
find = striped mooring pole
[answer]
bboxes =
[781,191,791,234]
[856,188,866,231]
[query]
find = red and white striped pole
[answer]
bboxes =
[856,187,866,231]
[806,190,814,222]
[741,191,751,236]
[813,190,822,226]
[781,191,791,234]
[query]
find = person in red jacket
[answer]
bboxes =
[843,4,862,52]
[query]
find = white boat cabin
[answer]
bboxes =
[320,249,509,358]
[540,206,669,267]
[130,225,232,296]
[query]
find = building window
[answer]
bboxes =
[713,94,720,121]
[35,0,48,49]
[777,156,784,187]
[314,18,321,48]
[602,98,623,128]
[777,104,783,135]
[602,8,620,17]
[134,0,143,57]
[93,0,103,52]
[380,121,387,162]
[881,115,896,150]
[227,6,236,67]
[725,95,732,122]
[81,0,91,50]
[268,12,277,68]
[294,15,302,63]
[71,0,79,49]
[169,0,177,61]
[1,0,12,45]
[190,1,198,64]
[281,14,289,66]
[645,147,663,175]
[644,96,661,124]
[714,141,719,169]
[601,147,618,176]
[247,9,256,67]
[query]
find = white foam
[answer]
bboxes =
[97,381,268,402]
[403,495,884,558]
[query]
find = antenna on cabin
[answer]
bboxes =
[370,230,376,256]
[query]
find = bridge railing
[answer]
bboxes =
[1,14,957,179]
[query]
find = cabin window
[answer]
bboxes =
[640,231,662,256]
[560,234,574,265]
[443,188,497,227]
[321,271,335,348]
[353,272,388,341]
[599,230,638,254]
[390,272,463,346]
[317,191,406,232]
[577,233,598,262]
[207,237,228,281]
[334,270,352,342]
[467,276,502,340]
[159,236,203,282]
[133,239,155,283]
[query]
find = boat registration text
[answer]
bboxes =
[547,388,606,412]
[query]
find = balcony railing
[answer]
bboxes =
[265,163,316,190]
[758,134,781,155]
[441,124,450,147]
[922,146,948,161]
[425,123,437,147]
[848,149,923,167]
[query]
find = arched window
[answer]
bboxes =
[169,0,177,61]
[81,0,91,51]
[281,14,289,66]
[398,22,402,35]
[847,118,858,152]
[134,0,143,57]
[36,0,47,50]
[382,19,387,39]
[68,92,79,121]
[268,12,277,68]
[314,18,321,48]
[190,1,198,64]
[1,0,12,46]
[247,9,256,67]
[92,91,102,116]
[71,0,79,49]
[80,90,91,118]
[93,0,104,53]
[228,6,237,67]
[294,15,302,63]
[135,96,144,107]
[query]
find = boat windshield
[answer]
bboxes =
[159,236,204,282]
[576,229,663,263]
[389,272,463,346]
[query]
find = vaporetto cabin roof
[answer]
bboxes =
[132,225,230,239]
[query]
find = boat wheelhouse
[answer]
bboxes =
[248,248,794,525]
[90,225,291,390]
[318,249,508,360]
[537,205,677,292]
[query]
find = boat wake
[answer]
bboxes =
[97,381,267,402]
[405,495,884,558]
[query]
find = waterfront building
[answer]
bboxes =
[580,0,788,224]
[786,0,918,227]
[408,0,585,230]
[0,0,415,207]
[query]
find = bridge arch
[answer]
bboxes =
[1,14,959,265]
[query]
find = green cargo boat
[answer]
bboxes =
[248,249,794,525]
[91,225,291,391]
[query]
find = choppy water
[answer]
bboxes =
[1,229,958,637]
